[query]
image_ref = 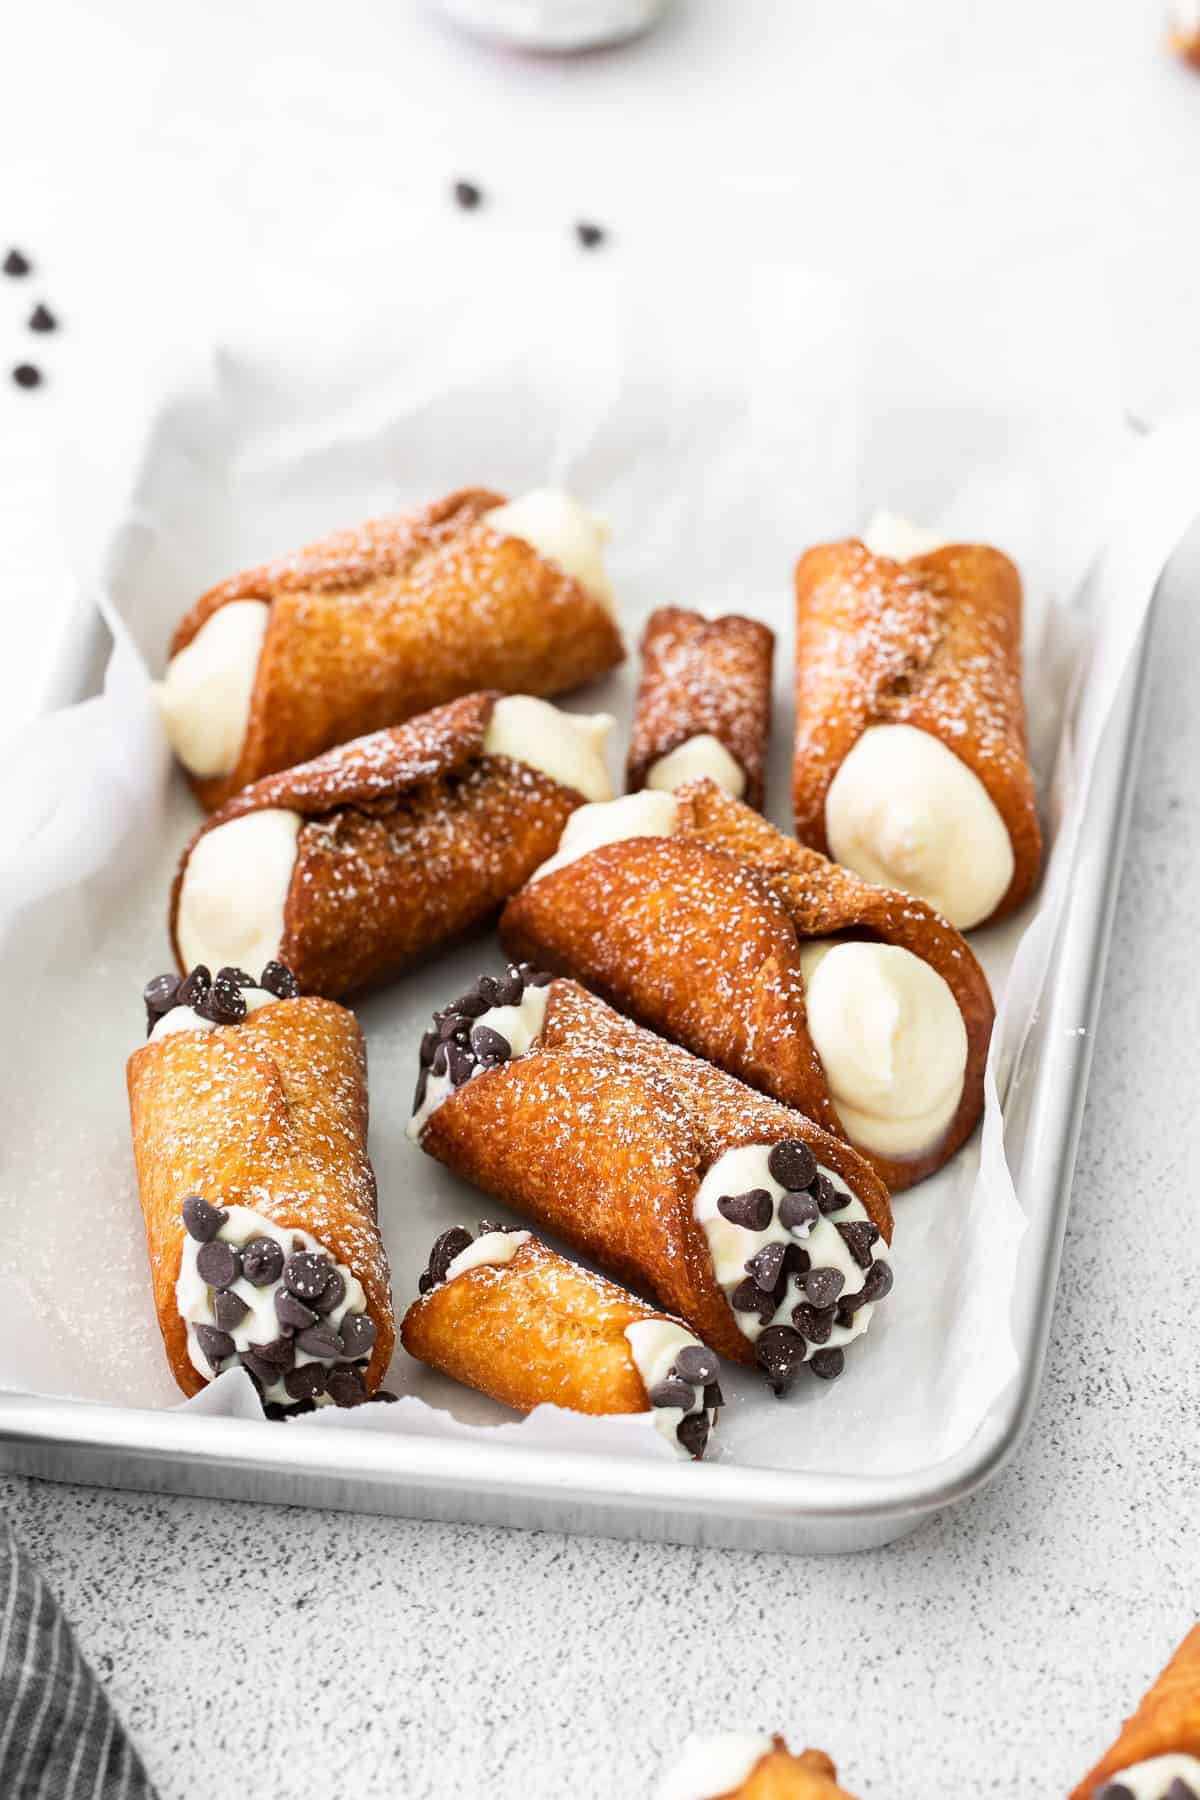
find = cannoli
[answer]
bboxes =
[157,486,624,811]
[401,1224,721,1459]
[1170,3,1200,69]
[408,968,893,1389]
[127,961,394,1411]
[1070,1626,1200,1800]
[500,776,993,1192]
[791,515,1042,929]
[626,607,775,810]
[656,1735,861,1800]
[170,690,613,997]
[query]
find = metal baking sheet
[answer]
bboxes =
[0,575,1157,1556]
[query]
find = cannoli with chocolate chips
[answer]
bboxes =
[656,1735,862,1800]
[170,691,614,998]
[401,1225,721,1459]
[792,521,1042,929]
[127,963,394,1412]
[626,606,775,810]
[501,775,992,1192]
[1070,1626,1200,1800]
[408,970,892,1392]
[157,486,625,811]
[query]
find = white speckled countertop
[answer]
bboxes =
[3,3,1199,1795]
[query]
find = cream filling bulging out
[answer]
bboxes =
[485,489,615,613]
[149,988,279,1042]
[824,722,1015,929]
[176,808,302,979]
[623,1318,713,1458]
[1092,1755,1200,1800]
[176,1203,367,1407]
[799,940,967,1158]
[862,511,950,561]
[408,983,550,1137]
[483,695,615,803]
[442,1229,532,1282]
[529,789,680,883]
[644,733,746,800]
[694,1144,886,1356]
[654,1733,774,1800]
[157,600,270,778]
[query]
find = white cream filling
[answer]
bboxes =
[694,1144,885,1353]
[529,789,680,884]
[148,988,278,1042]
[484,695,615,803]
[824,722,1015,930]
[485,489,615,613]
[644,733,746,800]
[654,1733,774,1800]
[799,940,967,1158]
[443,1229,532,1282]
[157,600,270,778]
[623,1318,713,1458]
[862,511,949,561]
[408,983,551,1137]
[1092,1755,1200,1799]
[176,808,302,978]
[176,1202,367,1407]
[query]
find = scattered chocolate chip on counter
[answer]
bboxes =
[28,303,56,332]
[453,179,484,210]
[575,221,606,249]
[3,248,31,277]
[12,363,42,389]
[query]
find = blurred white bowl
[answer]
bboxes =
[435,0,673,51]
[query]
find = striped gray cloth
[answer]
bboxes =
[0,1517,158,1800]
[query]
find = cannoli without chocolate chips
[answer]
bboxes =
[656,1735,862,1800]
[626,606,775,809]
[792,518,1042,929]
[1069,1626,1200,1800]
[170,690,614,998]
[501,776,993,1191]
[401,1225,721,1458]
[127,962,394,1411]
[408,968,893,1390]
[157,486,624,810]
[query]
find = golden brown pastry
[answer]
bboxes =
[1070,1626,1200,1800]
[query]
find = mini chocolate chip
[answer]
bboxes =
[780,1243,811,1279]
[716,1189,773,1231]
[370,1389,399,1404]
[196,1240,240,1289]
[296,1324,341,1360]
[703,1382,724,1410]
[412,1067,429,1114]
[427,1227,474,1286]
[744,1242,787,1294]
[181,1193,228,1242]
[673,1344,719,1386]
[326,1366,368,1408]
[1093,1787,1134,1800]
[860,1260,893,1303]
[284,1251,330,1299]
[213,1290,250,1331]
[1164,1783,1197,1800]
[431,1042,449,1078]
[419,1029,440,1066]
[453,179,483,209]
[438,1010,471,1041]
[803,1267,845,1308]
[12,363,40,389]
[730,1276,774,1321]
[836,1220,880,1269]
[201,977,247,1025]
[275,1289,316,1331]
[284,1363,327,1402]
[810,1348,845,1381]
[470,1024,511,1065]
[313,1266,346,1315]
[241,1236,284,1286]
[837,1287,869,1319]
[144,972,181,1024]
[418,1271,434,1294]
[338,1312,377,1359]
[767,1139,816,1191]
[194,1324,235,1371]
[754,1326,807,1395]
[791,1302,835,1344]
[648,1377,694,1410]
[215,965,255,988]
[251,1334,296,1369]
[176,965,211,1007]
[675,1411,709,1458]
[779,1190,818,1235]
[3,249,31,276]
[494,968,524,1006]
[445,1041,475,1086]
[575,221,606,249]
[240,1350,282,1387]
[814,1174,847,1215]
[259,961,300,999]
[452,988,491,1018]
[477,975,502,1008]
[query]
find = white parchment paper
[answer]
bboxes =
[1,250,1196,1479]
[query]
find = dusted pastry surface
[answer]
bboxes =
[157,599,269,778]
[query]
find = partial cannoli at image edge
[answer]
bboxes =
[407,968,894,1393]
[656,1734,863,1799]
[1069,1626,1200,1800]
